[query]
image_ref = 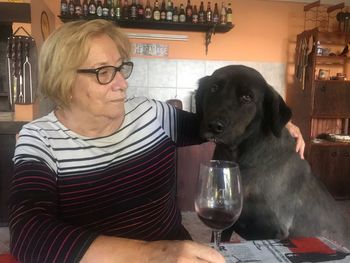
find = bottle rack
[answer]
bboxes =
[59,16,234,54]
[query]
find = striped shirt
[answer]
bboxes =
[9,97,202,263]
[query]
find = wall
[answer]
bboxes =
[10,0,326,116]
[38,0,309,112]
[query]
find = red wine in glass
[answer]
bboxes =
[195,160,243,251]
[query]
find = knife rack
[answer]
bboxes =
[6,27,38,110]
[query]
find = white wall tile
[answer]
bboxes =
[176,60,206,88]
[148,59,177,88]
[128,58,148,87]
[128,57,287,110]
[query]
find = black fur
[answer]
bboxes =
[196,65,348,246]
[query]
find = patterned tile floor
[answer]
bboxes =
[1,201,349,254]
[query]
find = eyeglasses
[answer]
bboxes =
[76,61,134,85]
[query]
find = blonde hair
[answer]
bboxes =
[39,19,131,108]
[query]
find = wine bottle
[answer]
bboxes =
[192,4,198,24]
[96,0,103,17]
[160,0,166,21]
[166,0,173,21]
[198,1,205,23]
[226,2,232,25]
[82,0,89,16]
[179,3,186,23]
[110,0,115,18]
[153,0,160,21]
[61,0,68,16]
[213,3,219,24]
[220,2,226,25]
[144,0,152,20]
[115,0,121,20]
[172,6,179,22]
[185,0,192,22]
[88,0,97,16]
[68,0,75,16]
[206,1,212,23]
[122,0,129,19]
[130,0,137,19]
[102,0,110,18]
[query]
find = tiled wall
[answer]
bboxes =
[127,57,286,112]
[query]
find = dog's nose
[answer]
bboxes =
[208,121,225,134]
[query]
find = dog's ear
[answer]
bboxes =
[263,84,292,137]
[195,76,210,119]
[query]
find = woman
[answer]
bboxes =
[9,19,304,262]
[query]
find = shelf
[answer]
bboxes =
[311,140,350,147]
[58,16,234,54]
[314,79,350,83]
[315,55,348,65]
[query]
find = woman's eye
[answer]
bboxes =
[99,69,109,75]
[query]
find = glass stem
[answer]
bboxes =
[213,230,222,251]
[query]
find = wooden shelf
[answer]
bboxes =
[58,16,234,54]
[315,55,348,65]
[311,140,350,147]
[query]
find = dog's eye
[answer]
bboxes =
[240,94,253,103]
[210,84,220,93]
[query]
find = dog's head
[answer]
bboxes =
[196,65,292,146]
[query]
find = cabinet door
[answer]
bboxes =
[313,81,350,117]
[309,144,350,199]
[336,147,350,199]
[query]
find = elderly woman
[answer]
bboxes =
[9,19,304,262]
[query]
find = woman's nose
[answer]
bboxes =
[111,71,127,91]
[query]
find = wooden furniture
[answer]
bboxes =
[287,28,350,200]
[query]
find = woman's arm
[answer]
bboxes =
[286,121,305,159]
[81,236,224,263]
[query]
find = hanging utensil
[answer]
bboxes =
[6,38,13,109]
[23,41,33,103]
[17,39,24,104]
[11,38,17,105]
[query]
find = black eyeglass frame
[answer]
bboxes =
[76,61,134,85]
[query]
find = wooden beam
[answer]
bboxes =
[327,3,345,14]
[304,0,320,12]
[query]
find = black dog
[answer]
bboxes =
[196,65,348,246]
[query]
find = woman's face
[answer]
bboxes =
[71,34,128,120]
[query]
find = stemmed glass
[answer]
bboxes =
[194,160,243,250]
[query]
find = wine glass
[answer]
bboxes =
[194,160,243,251]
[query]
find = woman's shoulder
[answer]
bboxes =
[22,111,60,132]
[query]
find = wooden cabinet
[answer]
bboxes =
[287,28,350,199]
[309,143,350,199]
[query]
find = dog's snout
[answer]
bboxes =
[208,120,225,134]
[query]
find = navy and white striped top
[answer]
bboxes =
[9,97,202,263]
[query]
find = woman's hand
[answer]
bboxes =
[81,236,225,263]
[286,121,305,159]
[143,240,226,263]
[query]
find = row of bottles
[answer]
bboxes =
[60,0,233,25]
